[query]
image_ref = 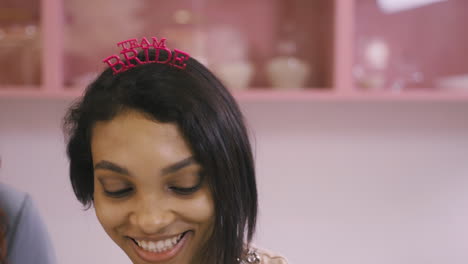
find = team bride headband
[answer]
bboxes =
[102,37,191,75]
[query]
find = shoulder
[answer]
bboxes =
[243,246,289,264]
[0,183,28,207]
[0,183,29,228]
[257,247,289,264]
[0,183,35,244]
[0,183,57,263]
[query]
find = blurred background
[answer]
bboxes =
[1,0,468,263]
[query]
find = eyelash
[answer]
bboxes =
[169,184,201,195]
[104,188,133,198]
[103,184,201,198]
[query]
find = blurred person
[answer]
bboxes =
[0,183,57,264]
[0,208,6,263]
[63,37,288,264]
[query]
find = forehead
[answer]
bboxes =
[90,110,192,167]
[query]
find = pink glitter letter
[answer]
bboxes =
[155,46,172,64]
[117,38,140,50]
[171,49,190,69]
[151,37,167,48]
[103,55,127,74]
[139,37,154,63]
[121,49,143,67]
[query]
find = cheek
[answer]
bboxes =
[94,189,128,235]
[179,188,215,225]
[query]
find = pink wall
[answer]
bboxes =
[1,99,468,264]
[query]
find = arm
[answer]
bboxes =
[7,194,57,264]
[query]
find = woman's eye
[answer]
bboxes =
[170,185,200,195]
[104,187,133,198]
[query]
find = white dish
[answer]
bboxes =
[435,74,468,91]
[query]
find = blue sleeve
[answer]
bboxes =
[7,194,57,264]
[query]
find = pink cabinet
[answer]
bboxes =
[0,0,41,86]
[0,0,467,101]
[62,0,333,91]
[354,0,468,94]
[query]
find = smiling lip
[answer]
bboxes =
[130,231,190,263]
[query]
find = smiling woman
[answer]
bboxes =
[91,112,215,263]
[63,37,288,264]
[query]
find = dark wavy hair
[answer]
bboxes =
[63,50,257,263]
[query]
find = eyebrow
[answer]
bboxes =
[94,156,195,177]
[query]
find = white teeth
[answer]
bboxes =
[149,242,156,251]
[134,233,184,253]
[164,239,172,247]
[156,241,164,250]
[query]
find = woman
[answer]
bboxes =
[63,37,288,264]
[0,183,57,264]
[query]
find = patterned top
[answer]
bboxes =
[239,247,288,264]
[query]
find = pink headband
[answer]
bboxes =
[102,37,191,75]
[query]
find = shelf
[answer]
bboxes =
[234,89,468,102]
[2,86,468,102]
[1,0,467,102]
[0,0,42,86]
[0,87,82,99]
[354,0,468,91]
[63,0,334,89]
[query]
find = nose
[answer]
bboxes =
[130,195,175,235]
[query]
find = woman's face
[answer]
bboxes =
[91,109,215,264]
